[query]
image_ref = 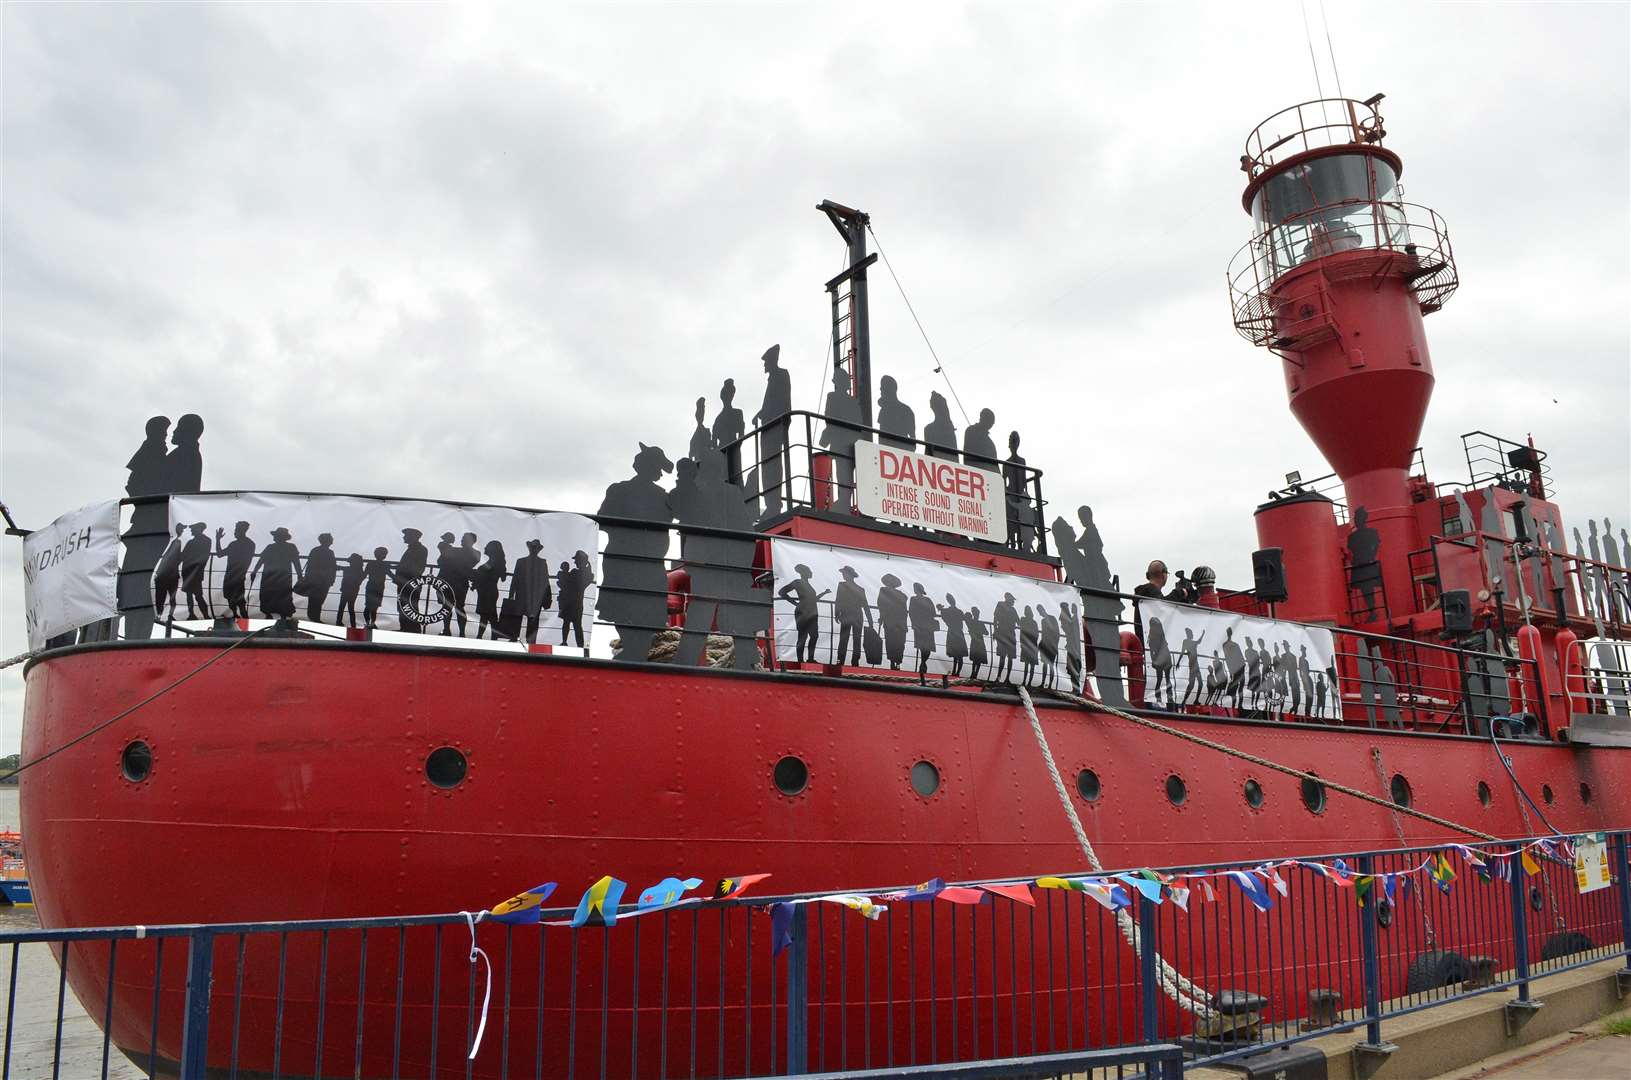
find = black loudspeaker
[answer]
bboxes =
[1252,548,1287,603]
[1441,589,1474,634]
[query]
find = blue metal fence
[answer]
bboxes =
[2,832,1626,1079]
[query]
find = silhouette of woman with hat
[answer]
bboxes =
[876,573,908,670]
[251,527,302,619]
[598,442,676,661]
[777,563,828,664]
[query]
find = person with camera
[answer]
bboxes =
[1134,559,1169,599]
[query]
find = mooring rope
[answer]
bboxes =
[1016,686,1216,1017]
[0,651,34,671]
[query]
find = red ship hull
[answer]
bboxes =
[20,641,1629,1076]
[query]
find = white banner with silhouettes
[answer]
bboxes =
[165,493,599,646]
[1136,598,1337,718]
[770,537,1084,692]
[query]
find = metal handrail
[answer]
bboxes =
[1228,201,1458,346]
[1242,97,1386,177]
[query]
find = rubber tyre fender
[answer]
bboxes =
[1539,930,1593,962]
[1404,949,1472,994]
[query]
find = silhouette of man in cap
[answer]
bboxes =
[395,528,429,632]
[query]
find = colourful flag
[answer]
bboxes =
[980,882,1035,906]
[1228,870,1274,911]
[1430,853,1456,894]
[1168,885,1191,911]
[489,882,559,925]
[1036,876,1089,892]
[637,876,703,910]
[887,878,946,902]
[937,886,989,904]
[1312,860,1354,888]
[1355,876,1373,907]
[1490,855,1511,882]
[822,894,886,920]
[770,902,796,957]
[1199,878,1216,903]
[570,876,627,928]
[1266,867,1289,898]
[714,874,772,900]
[1381,874,1397,901]
[1083,880,1132,911]
[1115,874,1165,904]
[1521,849,1541,876]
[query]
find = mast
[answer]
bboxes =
[817,199,879,427]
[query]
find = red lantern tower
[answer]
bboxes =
[1231,95,1459,625]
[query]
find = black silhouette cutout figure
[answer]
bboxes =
[962,408,1000,469]
[1146,616,1172,706]
[301,533,337,622]
[1178,627,1206,705]
[120,416,172,640]
[673,444,760,671]
[778,563,828,664]
[909,583,940,683]
[1375,658,1400,727]
[689,397,713,466]
[1019,605,1041,686]
[437,532,480,637]
[179,523,212,620]
[819,367,864,505]
[1053,504,1125,705]
[161,414,205,494]
[993,592,1019,682]
[152,524,185,622]
[1605,518,1626,622]
[1222,627,1246,710]
[251,527,302,619]
[363,547,393,630]
[1039,607,1060,689]
[752,345,791,519]
[1347,506,1383,619]
[834,566,873,666]
[470,540,508,639]
[214,522,257,619]
[395,528,429,633]
[1586,521,1609,620]
[712,379,746,481]
[510,538,555,644]
[337,553,366,628]
[1297,645,1314,716]
[1003,432,1033,552]
[599,444,676,661]
[558,550,593,647]
[923,392,958,462]
[1061,601,1082,691]
[938,594,967,676]
[966,606,988,681]
[877,573,909,670]
[876,375,916,449]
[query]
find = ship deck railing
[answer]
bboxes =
[2,831,1626,1079]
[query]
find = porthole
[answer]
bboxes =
[773,755,808,796]
[1541,783,1554,805]
[910,760,941,797]
[1477,781,1491,807]
[1165,774,1188,806]
[1301,775,1327,815]
[121,740,153,783]
[1390,774,1412,808]
[1076,769,1101,802]
[1579,782,1592,805]
[1243,779,1264,808]
[425,746,468,789]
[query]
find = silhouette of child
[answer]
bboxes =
[363,546,392,629]
[338,554,367,628]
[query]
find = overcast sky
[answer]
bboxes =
[2,2,1627,753]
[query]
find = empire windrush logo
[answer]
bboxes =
[397,575,457,626]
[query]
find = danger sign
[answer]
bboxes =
[854,443,1007,542]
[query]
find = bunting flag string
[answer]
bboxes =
[481,834,1589,945]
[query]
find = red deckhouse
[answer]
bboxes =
[15,95,1631,1077]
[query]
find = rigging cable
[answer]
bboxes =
[866,223,971,426]
[0,626,273,783]
[1299,0,1330,125]
[1318,0,1346,101]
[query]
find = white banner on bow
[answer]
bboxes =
[1136,599,1338,718]
[166,493,599,645]
[770,537,1085,692]
[22,500,121,649]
